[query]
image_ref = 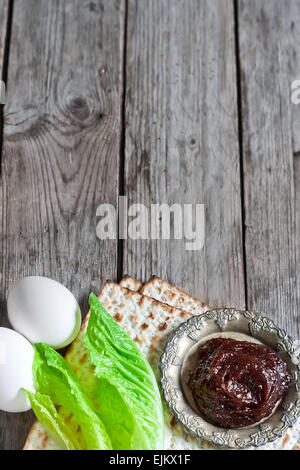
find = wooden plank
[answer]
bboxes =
[289,2,300,347]
[123,0,245,309]
[0,0,125,449]
[238,0,299,337]
[0,0,9,77]
[0,0,9,105]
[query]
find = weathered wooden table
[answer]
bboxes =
[0,0,299,450]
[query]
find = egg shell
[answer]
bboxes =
[0,327,35,412]
[7,277,81,349]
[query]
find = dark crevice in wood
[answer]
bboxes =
[234,0,248,309]
[294,151,300,159]
[0,0,14,176]
[1,0,13,84]
[117,0,128,282]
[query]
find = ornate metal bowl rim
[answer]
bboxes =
[159,308,300,449]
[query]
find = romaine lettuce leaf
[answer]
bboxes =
[83,293,164,450]
[26,343,112,450]
[25,391,80,450]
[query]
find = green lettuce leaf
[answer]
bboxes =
[26,343,112,450]
[83,293,164,450]
[24,391,80,450]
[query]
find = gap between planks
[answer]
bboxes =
[233,0,248,310]
[117,0,128,283]
[0,0,14,175]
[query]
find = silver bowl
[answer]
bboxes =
[159,309,300,449]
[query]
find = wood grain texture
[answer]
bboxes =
[0,0,9,107]
[0,0,125,449]
[238,0,299,336]
[123,0,245,309]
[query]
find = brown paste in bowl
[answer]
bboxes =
[187,337,291,428]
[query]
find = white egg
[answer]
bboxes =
[7,276,81,349]
[0,327,35,412]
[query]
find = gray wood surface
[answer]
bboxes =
[0,0,125,450]
[123,0,245,309]
[0,0,8,77]
[238,0,300,337]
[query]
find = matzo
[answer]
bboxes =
[141,277,211,314]
[119,276,144,292]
